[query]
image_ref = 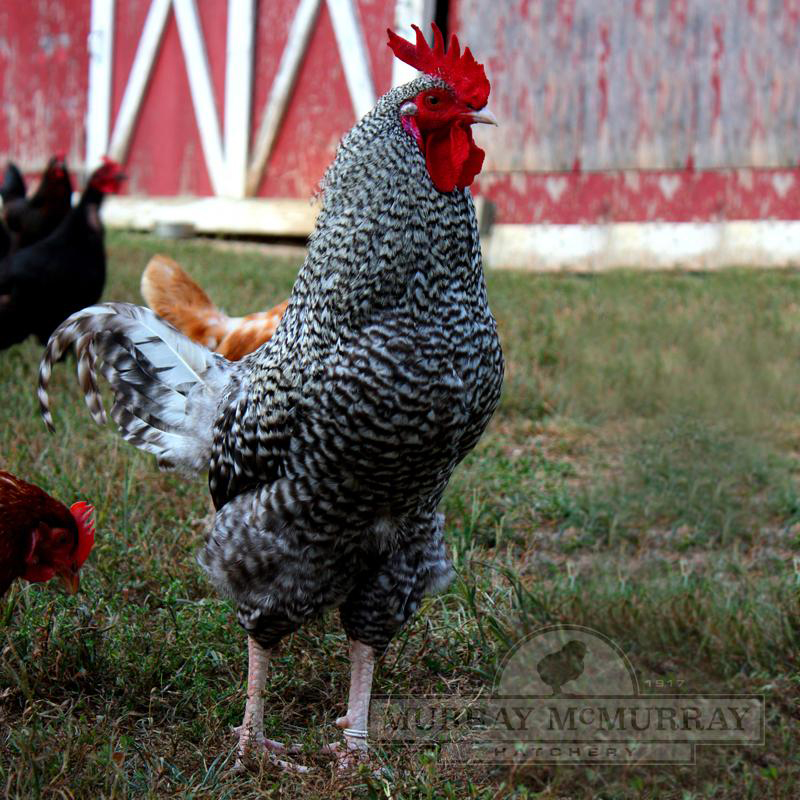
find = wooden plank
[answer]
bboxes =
[485,220,800,271]
[173,0,227,195]
[224,0,256,197]
[102,195,320,237]
[86,0,115,168]
[246,0,323,196]
[108,0,171,164]
[326,0,376,118]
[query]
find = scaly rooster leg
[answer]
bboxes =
[235,637,305,771]
[323,640,375,767]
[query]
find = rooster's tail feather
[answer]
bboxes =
[140,254,231,349]
[38,303,232,473]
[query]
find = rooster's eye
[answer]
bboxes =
[425,94,441,108]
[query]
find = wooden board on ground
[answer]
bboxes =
[102,196,320,238]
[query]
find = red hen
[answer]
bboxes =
[0,471,95,597]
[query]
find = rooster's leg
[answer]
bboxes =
[235,636,305,771]
[323,639,375,767]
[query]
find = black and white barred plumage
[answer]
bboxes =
[38,75,504,653]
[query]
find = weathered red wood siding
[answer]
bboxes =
[0,0,90,175]
[111,0,226,196]
[455,0,800,171]
[475,167,800,224]
[2,0,798,226]
[250,1,393,199]
[0,0,396,199]
[454,0,800,222]
[111,0,395,199]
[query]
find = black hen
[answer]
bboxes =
[0,163,26,259]
[0,163,26,205]
[0,159,125,350]
[3,156,73,252]
[0,218,9,263]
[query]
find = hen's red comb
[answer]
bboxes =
[69,501,96,567]
[387,22,490,109]
[100,156,124,174]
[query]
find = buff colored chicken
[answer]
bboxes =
[140,254,288,360]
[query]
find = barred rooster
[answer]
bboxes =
[38,24,503,769]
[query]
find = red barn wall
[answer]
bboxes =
[0,0,90,175]
[251,1,393,199]
[456,0,800,223]
[1,0,799,231]
[111,0,222,196]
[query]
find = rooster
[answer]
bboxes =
[38,24,502,768]
[3,155,73,252]
[0,471,95,597]
[140,254,288,360]
[0,158,125,350]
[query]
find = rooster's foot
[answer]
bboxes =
[321,723,369,770]
[320,739,369,770]
[232,725,302,754]
[233,727,308,773]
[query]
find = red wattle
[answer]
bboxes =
[423,123,485,193]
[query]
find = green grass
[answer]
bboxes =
[1,232,799,798]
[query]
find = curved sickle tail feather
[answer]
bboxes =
[38,302,234,473]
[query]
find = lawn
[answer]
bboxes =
[1,232,799,799]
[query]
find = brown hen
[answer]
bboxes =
[0,471,95,597]
[140,254,288,360]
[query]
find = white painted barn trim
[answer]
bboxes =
[88,0,432,202]
[391,0,434,87]
[224,0,256,198]
[484,221,800,271]
[107,0,171,164]
[102,195,320,237]
[86,0,115,170]
[327,0,376,117]
[173,0,227,195]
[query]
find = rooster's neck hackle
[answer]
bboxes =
[258,75,486,365]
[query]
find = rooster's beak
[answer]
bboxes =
[467,109,498,126]
[58,571,80,594]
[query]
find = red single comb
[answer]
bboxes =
[69,500,96,567]
[89,157,126,194]
[387,22,490,109]
[100,156,124,174]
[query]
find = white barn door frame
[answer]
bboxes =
[86,0,433,198]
